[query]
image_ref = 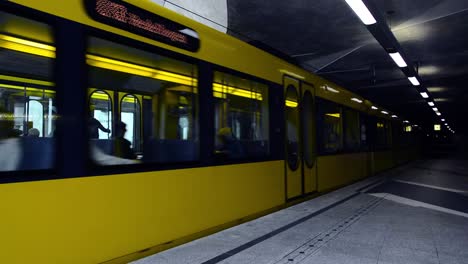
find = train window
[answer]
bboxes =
[343,109,360,151]
[213,72,269,160]
[87,37,198,165]
[285,85,299,170]
[120,94,141,151]
[359,113,370,151]
[375,119,390,149]
[317,99,343,154]
[302,90,315,168]
[0,11,56,172]
[89,90,112,139]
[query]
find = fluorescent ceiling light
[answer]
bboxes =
[280,69,305,80]
[381,111,388,115]
[428,102,435,106]
[436,112,441,116]
[326,113,341,118]
[86,55,196,86]
[345,0,377,25]
[285,100,298,108]
[351,97,363,103]
[432,107,438,112]
[0,34,56,58]
[403,120,409,123]
[389,52,407,67]
[420,92,429,98]
[408,77,420,86]
[371,106,378,110]
[445,123,448,125]
[391,115,398,118]
[212,83,263,101]
[326,86,340,93]
[441,119,445,121]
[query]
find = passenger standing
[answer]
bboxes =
[27,128,40,137]
[216,127,244,159]
[88,107,110,139]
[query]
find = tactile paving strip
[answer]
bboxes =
[272,196,385,264]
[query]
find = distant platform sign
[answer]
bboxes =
[434,124,441,131]
[84,0,200,52]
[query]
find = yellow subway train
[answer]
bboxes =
[0,0,420,263]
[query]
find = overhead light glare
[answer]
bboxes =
[428,102,435,106]
[325,86,340,93]
[432,107,438,112]
[420,92,429,98]
[389,52,407,67]
[0,34,56,58]
[351,97,363,103]
[381,111,388,115]
[408,77,420,86]
[436,112,441,116]
[441,119,445,121]
[280,69,305,80]
[344,0,377,25]
[403,120,409,123]
[391,115,398,118]
[371,106,378,110]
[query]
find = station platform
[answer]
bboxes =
[132,159,468,264]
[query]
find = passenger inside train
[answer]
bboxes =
[113,121,136,160]
[88,105,111,139]
[216,127,244,159]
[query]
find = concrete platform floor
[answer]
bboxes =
[132,159,468,264]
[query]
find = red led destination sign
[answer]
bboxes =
[85,0,200,52]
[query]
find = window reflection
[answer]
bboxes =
[285,85,299,170]
[317,99,343,154]
[344,109,360,151]
[87,37,198,165]
[0,11,55,172]
[213,72,269,160]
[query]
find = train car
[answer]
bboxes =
[0,0,420,263]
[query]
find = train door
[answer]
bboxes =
[284,76,302,199]
[301,83,317,194]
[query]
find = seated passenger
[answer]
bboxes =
[216,127,244,159]
[113,121,136,159]
[27,128,40,137]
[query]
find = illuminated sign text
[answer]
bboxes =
[85,0,199,51]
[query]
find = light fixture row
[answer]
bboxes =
[344,0,452,132]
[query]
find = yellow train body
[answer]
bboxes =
[0,0,419,263]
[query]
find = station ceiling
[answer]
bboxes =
[227,0,468,133]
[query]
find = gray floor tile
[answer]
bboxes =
[439,253,468,264]
[383,230,436,252]
[378,246,439,264]
[334,229,387,247]
[320,238,382,260]
[303,251,376,264]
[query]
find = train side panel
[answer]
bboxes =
[0,161,283,263]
